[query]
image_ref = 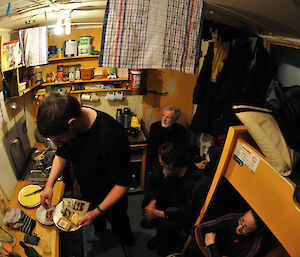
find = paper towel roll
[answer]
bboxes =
[81,94,91,101]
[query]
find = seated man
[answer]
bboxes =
[145,106,187,199]
[191,209,264,257]
[142,142,211,256]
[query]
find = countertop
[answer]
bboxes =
[2,180,65,257]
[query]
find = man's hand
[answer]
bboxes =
[205,232,216,246]
[144,199,156,211]
[144,208,164,220]
[79,209,101,226]
[40,186,53,209]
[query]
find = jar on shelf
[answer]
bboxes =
[46,73,52,83]
[69,65,75,82]
[75,64,81,80]
[57,65,63,82]
[63,65,69,81]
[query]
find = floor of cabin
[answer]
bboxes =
[60,192,161,257]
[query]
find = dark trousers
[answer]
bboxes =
[155,219,186,254]
[90,195,133,244]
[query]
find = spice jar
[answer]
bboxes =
[75,64,81,80]
[63,65,69,81]
[57,65,63,81]
[69,65,75,82]
[46,73,52,83]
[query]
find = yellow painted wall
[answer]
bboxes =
[46,27,144,118]
[142,69,197,133]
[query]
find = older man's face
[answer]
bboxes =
[161,110,175,128]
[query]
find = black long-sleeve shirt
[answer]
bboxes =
[193,213,262,257]
[146,121,186,171]
[148,167,211,229]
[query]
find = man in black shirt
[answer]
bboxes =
[146,105,186,175]
[143,142,211,255]
[145,106,187,206]
[192,210,263,257]
[37,92,134,246]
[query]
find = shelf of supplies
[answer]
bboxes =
[48,55,99,63]
[19,82,42,96]
[2,64,23,72]
[41,78,129,87]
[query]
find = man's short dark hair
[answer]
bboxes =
[37,92,81,137]
[158,142,188,169]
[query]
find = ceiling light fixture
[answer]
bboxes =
[54,17,63,35]
[65,18,71,35]
[25,20,35,24]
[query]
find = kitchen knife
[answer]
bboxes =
[24,187,45,197]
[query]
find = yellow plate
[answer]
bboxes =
[18,185,42,208]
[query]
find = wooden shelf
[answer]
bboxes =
[19,82,42,96]
[41,77,129,86]
[2,64,23,72]
[48,55,99,63]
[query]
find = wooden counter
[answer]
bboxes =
[2,180,65,257]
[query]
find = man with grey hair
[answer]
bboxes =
[146,105,186,178]
[142,106,186,229]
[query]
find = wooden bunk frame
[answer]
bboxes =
[183,125,300,256]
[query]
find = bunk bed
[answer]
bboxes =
[184,125,300,256]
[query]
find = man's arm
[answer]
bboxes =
[79,184,128,226]
[41,155,66,208]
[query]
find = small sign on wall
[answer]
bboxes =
[233,141,260,173]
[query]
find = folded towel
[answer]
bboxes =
[18,26,48,67]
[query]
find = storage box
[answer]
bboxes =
[80,67,94,80]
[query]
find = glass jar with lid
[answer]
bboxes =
[63,65,69,81]
[69,65,75,82]
[75,64,81,80]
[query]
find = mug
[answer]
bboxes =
[106,92,115,101]
[115,91,124,101]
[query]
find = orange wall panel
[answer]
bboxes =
[143,69,197,132]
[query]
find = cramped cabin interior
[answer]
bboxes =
[0,1,300,257]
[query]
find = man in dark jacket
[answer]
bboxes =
[143,142,211,255]
[192,210,263,257]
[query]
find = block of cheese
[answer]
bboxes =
[71,213,80,226]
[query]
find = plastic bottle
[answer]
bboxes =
[116,108,124,126]
[75,64,81,80]
[69,65,75,82]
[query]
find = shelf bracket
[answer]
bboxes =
[144,90,168,96]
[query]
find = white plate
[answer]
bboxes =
[18,185,42,208]
[36,205,55,226]
[53,201,82,232]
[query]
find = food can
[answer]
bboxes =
[79,36,92,46]
[130,69,142,92]
[57,48,64,58]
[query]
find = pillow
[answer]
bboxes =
[233,105,293,176]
